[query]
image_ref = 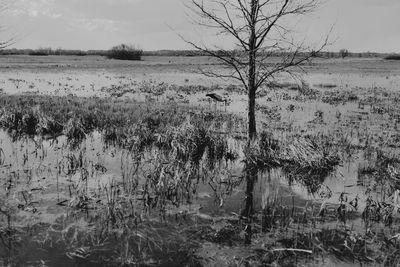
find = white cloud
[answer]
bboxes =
[69,17,121,32]
[9,0,61,18]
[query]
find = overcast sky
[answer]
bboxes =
[1,0,399,52]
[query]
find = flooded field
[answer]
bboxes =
[1,55,400,266]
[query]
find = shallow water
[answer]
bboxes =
[1,127,394,230]
[1,126,399,265]
[2,56,400,98]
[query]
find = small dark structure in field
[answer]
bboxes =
[206,93,226,103]
[206,93,229,111]
[107,44,143,61]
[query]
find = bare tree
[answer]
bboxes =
[339,48,349,59]
[186,0,329,141]
[185,0,330,244]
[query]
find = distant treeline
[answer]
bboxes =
[0,48,205,57]
[0,48,108,56]
[0,47,398,59]
[146,50,399,59]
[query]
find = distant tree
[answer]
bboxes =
[107,44,143,61]
[29,47,52,56]
[339,48,349,58]
[384,54,400,60]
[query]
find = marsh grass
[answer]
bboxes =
[254,192,400,266]
[281,136,340,194]
[356,150,400,229]
[0,95,244,148]
[322,90,359,105]
[358,150,400,196]
[245,132,340,194]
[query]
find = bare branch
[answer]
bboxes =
[190,0,250,49]
[0,0,16,49]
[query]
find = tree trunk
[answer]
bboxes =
[248,85,256,141]
[242,168,257,244]
[242,0,258,245]
[247,25,257,141]
[247,0,257,141]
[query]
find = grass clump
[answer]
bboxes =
[245,133,340,194]
[322,90,359,105]
[357,150,400,226]
[244,131,281,172]
[0,107,63,139]
[247,133,340,175]
[280,136,340,194]
[358,150,400,196]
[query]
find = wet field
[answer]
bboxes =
[1,55,400,266]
